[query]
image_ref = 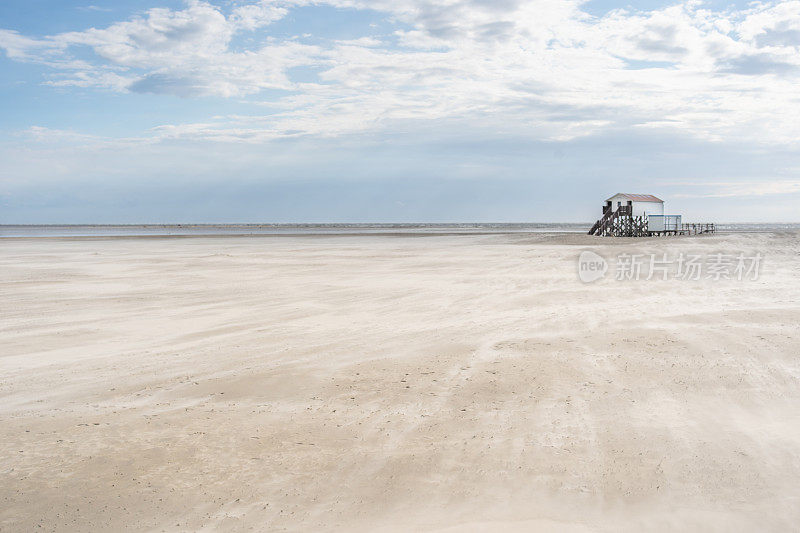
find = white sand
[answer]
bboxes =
[1,232,799,531]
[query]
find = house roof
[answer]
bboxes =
[606,193,663,203]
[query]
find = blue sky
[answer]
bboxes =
[1,0,799,223]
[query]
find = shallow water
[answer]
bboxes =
[2,222,798,238]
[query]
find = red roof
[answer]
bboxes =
[606,193,663,203]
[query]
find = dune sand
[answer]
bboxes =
[1,231,799,531]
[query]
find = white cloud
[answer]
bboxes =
[670,180,800,198]
[77,5,113,12]
[231,1,288,31]
[0,29,66,61]
[2,1,800,144]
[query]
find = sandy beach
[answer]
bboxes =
[2,231,799,532]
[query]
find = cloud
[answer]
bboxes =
[755,26,800,47]
[717,52,799,75]
[2,0,800,144]
[1,1,319,97]
[128,72,205,97]
[670,180,800,198]
[0,29,64,61]
[77,5,113,12]
[231,2,288,31]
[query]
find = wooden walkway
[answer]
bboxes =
[650,223,716,237]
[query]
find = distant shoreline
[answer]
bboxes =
[1,222,798,239]
[0,223,592,239]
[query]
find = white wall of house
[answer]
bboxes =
[633,200,664,217]
[607,194,664,218]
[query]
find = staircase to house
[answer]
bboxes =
[588,205,651,237]
[588,205,630,236]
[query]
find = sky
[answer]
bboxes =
[1,0,799,223]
